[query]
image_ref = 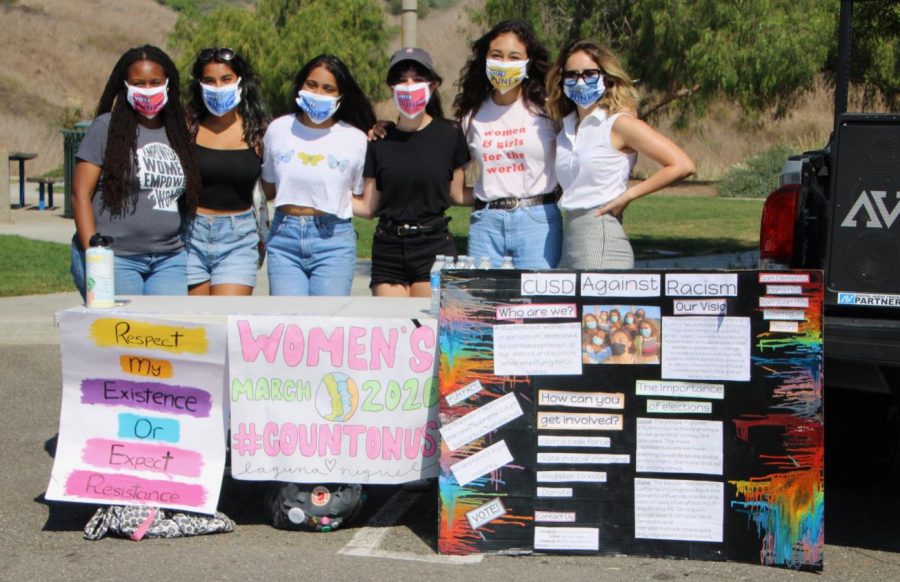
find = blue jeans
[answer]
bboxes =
[71,244,188,299]
[266,211,356,296]
[467,203,562,269]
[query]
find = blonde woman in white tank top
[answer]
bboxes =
[546,39,695,269]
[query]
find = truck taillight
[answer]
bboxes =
[759,184,800,269]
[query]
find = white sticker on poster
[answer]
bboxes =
[538,390,624,409]
[450,440,514,487]
[661,316,750,381]
[520,273,577,296]
[493,323,582,376]
[672,298,728,315]
[537,435,611,448]
[759,272,809,283]
[534,527,599,551]
[635,380,725,400]
[766,284,803,295]
[769,321,800,333]
[763,309,807,321]
[537,412,623,431]
[580,273,661,297]
[760,296,809,308]
[536,471,607,483]
[465,497,507,530]
[634,478,723,542]
[665,273,738,297]
[537,453,630,464]
[646,399,713,414]
[534,511,577,523]
[444,380,483,407]
[440,392,523,451]
[536,487,573,498]
[636,418,723,475]
[496,303,577,320]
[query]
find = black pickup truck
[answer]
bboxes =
[757,0,899,466]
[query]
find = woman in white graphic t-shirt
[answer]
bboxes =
[453,20,562,269]
[547,39,695,269]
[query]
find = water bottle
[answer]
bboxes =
[455,255,470,269]
[429,255,444,316]
[499,255,515,270]
[85,233,115,308]
[478,256,492,269]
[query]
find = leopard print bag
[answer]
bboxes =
[84,505,235,541]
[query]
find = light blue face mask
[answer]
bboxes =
[563,77,606,108]
[201,79,242,117]
[296,90,340,125]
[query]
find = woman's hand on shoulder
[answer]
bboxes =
[368,120,395,141]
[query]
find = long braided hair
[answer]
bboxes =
[94,45,200,216]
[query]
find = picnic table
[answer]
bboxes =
[8,152,38,207]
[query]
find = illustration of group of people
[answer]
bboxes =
[70,19,695,301]
[582,305,661,365]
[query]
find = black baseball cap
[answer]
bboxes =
[388,47,434,74]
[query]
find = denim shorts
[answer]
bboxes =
[186,209,259,287]
[370,223,456,287]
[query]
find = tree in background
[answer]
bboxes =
[479,0,895,121]
[170,0,389,116]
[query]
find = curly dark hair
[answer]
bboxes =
[187,48,269,151]
[452,20,551,122]
[94,45,200,217]
[290,54,376,133]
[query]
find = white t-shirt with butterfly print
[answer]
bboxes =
[261,114,367,219]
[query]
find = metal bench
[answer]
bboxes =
[26,176,62,210]
[8,152,38,207]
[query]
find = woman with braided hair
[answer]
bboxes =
[71,44,201,297]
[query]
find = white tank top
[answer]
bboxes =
[555,108,637,211]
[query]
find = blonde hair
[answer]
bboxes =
[546,39,639,122]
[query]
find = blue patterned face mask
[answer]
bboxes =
[563,77,606,108]
[201,79,242,116]
[296,90,340,125]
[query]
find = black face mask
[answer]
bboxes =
[610,343,627,356]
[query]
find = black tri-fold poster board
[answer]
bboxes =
[436,269,824,571]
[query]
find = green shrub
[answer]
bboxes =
[717,145,795,198]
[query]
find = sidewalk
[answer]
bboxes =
[3,179,759,345]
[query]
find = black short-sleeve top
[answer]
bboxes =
[363,118,470,222]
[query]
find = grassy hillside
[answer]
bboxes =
[0,0,862,182]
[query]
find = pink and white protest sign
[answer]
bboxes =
[47,311,228,515]
[227,315,440,484]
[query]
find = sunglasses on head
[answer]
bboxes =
[562,68,603,86]
[198,47,235,62]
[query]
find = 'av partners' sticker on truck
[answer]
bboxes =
[838,292,900,307]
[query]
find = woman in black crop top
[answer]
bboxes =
[186,47,270,295]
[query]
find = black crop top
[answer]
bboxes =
[195,144,261,210]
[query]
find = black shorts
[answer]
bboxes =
[370,223,457,287]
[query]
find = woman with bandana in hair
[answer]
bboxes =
[355,48,470,298]
[260,54,374,296]
[186,47,269,296]
[453,20,561,269]
[546,39,695,269]
[71,45,201,298]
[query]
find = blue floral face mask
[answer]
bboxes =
[296,90,340,125]
[563,76,606,108]
[201,79,242,116]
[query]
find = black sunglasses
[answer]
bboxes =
[562,68,603,86]
[198,47,235,63]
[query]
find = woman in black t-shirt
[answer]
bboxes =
[355,48,471,297]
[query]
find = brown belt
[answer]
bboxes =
[277,205,326,217]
